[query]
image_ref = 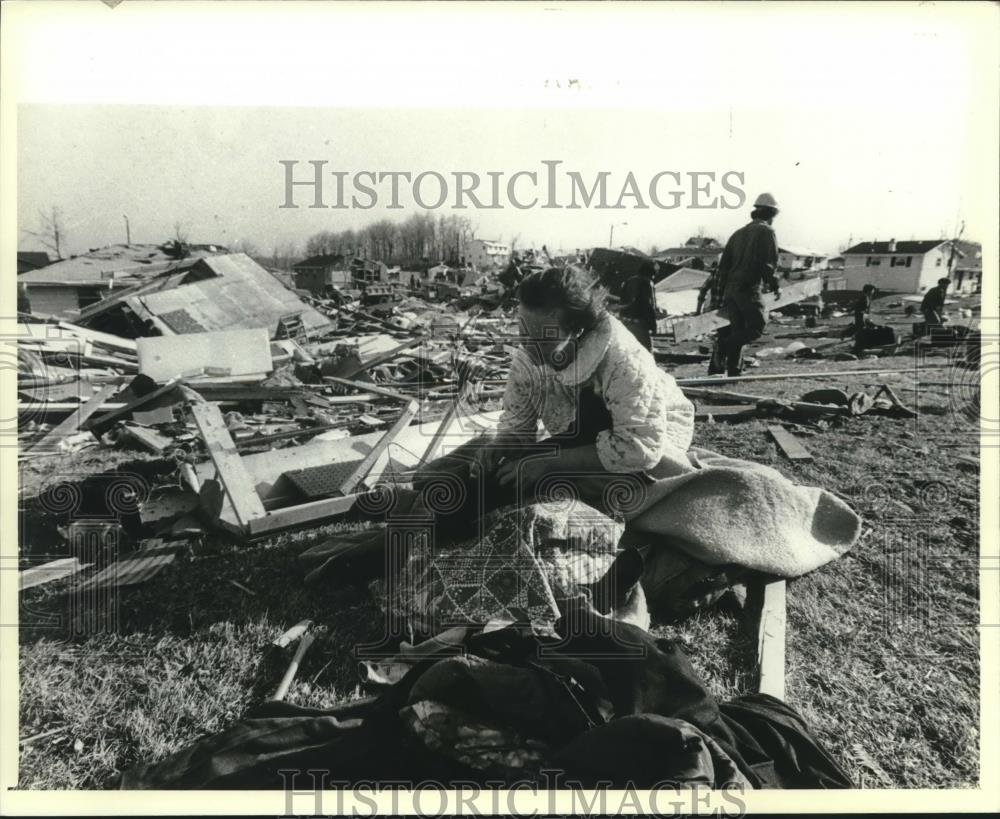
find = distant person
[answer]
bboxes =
[920,277,950,328]
[708,193,782,376]
[852,284,877,333]
[498,256,525,306]
[620,261,658,350]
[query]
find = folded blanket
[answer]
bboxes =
[624,448,861,577]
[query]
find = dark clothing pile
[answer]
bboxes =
[115,611,852,790]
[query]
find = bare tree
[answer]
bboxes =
[270,241,300,270]
[173,220,190,244]
[26,206,66,259]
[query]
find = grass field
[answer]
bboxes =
[16,299,982,789]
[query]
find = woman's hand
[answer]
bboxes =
[496,455,549,489]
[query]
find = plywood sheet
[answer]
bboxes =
[137,328,272,382]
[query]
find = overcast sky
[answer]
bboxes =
[11,2,996,259]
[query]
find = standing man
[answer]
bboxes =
[852,284,877,333]
[920,277,950,329]
[620,260,659,351]
[708,193,782,376]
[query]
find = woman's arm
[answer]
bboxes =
[496,347,542,442]
[495,442,604,487]
[594,343,694,473]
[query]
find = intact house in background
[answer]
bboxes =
[841,239,981,294]
[16,243,226,317]
[950,239,983,295]
[291,254,352,296]
[777,246,827,276]
[466,239,510,271]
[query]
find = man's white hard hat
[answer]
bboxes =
[753,192,779,209]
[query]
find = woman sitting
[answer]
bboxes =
[305,266,860,630]
[458,264,696,517]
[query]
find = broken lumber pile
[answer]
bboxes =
[663,277,823,341]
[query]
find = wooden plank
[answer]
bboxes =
[85,377,182,435]
[681,387,850,418]
[767,425,814,461]
[673,366,942,387]
[339,400,420,494]
[35,346,138,372]
[246,493,361,538]
[419,384,471,465]
[119,423,175,454]
[757,579,787,699]
[27,384,120,453]
[187,385,306,401]
[131,405,177,426]
[667,277,823,341]
[78,551,178,591]
[233,421,348,450]
[189,401,267,530]
[19,558,89,591]
[137,328,273,382]
[57,321,138,354]
[18,401,126,419]
[681,387,762,405]
[322,375,412,403]
[694,404,758,420]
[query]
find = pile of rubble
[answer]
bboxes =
[17,246,971,594]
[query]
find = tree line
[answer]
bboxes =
[303,213,478,267]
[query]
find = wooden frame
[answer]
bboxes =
[191,398,420,538]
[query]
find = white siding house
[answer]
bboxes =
[778,246,827,274]
[841,240,953,293]
[466,239,510,271]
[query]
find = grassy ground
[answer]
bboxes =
[17,296,981,788]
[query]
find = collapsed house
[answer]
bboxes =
[71,252,330,340]
[16,243,227,318]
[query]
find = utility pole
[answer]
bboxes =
[123,215,131,246]
[946,219,965,276]
[609,221,628,246]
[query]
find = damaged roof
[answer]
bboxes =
[17,243,224,285]
[655,267,710,292]
[124,253,330,335]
